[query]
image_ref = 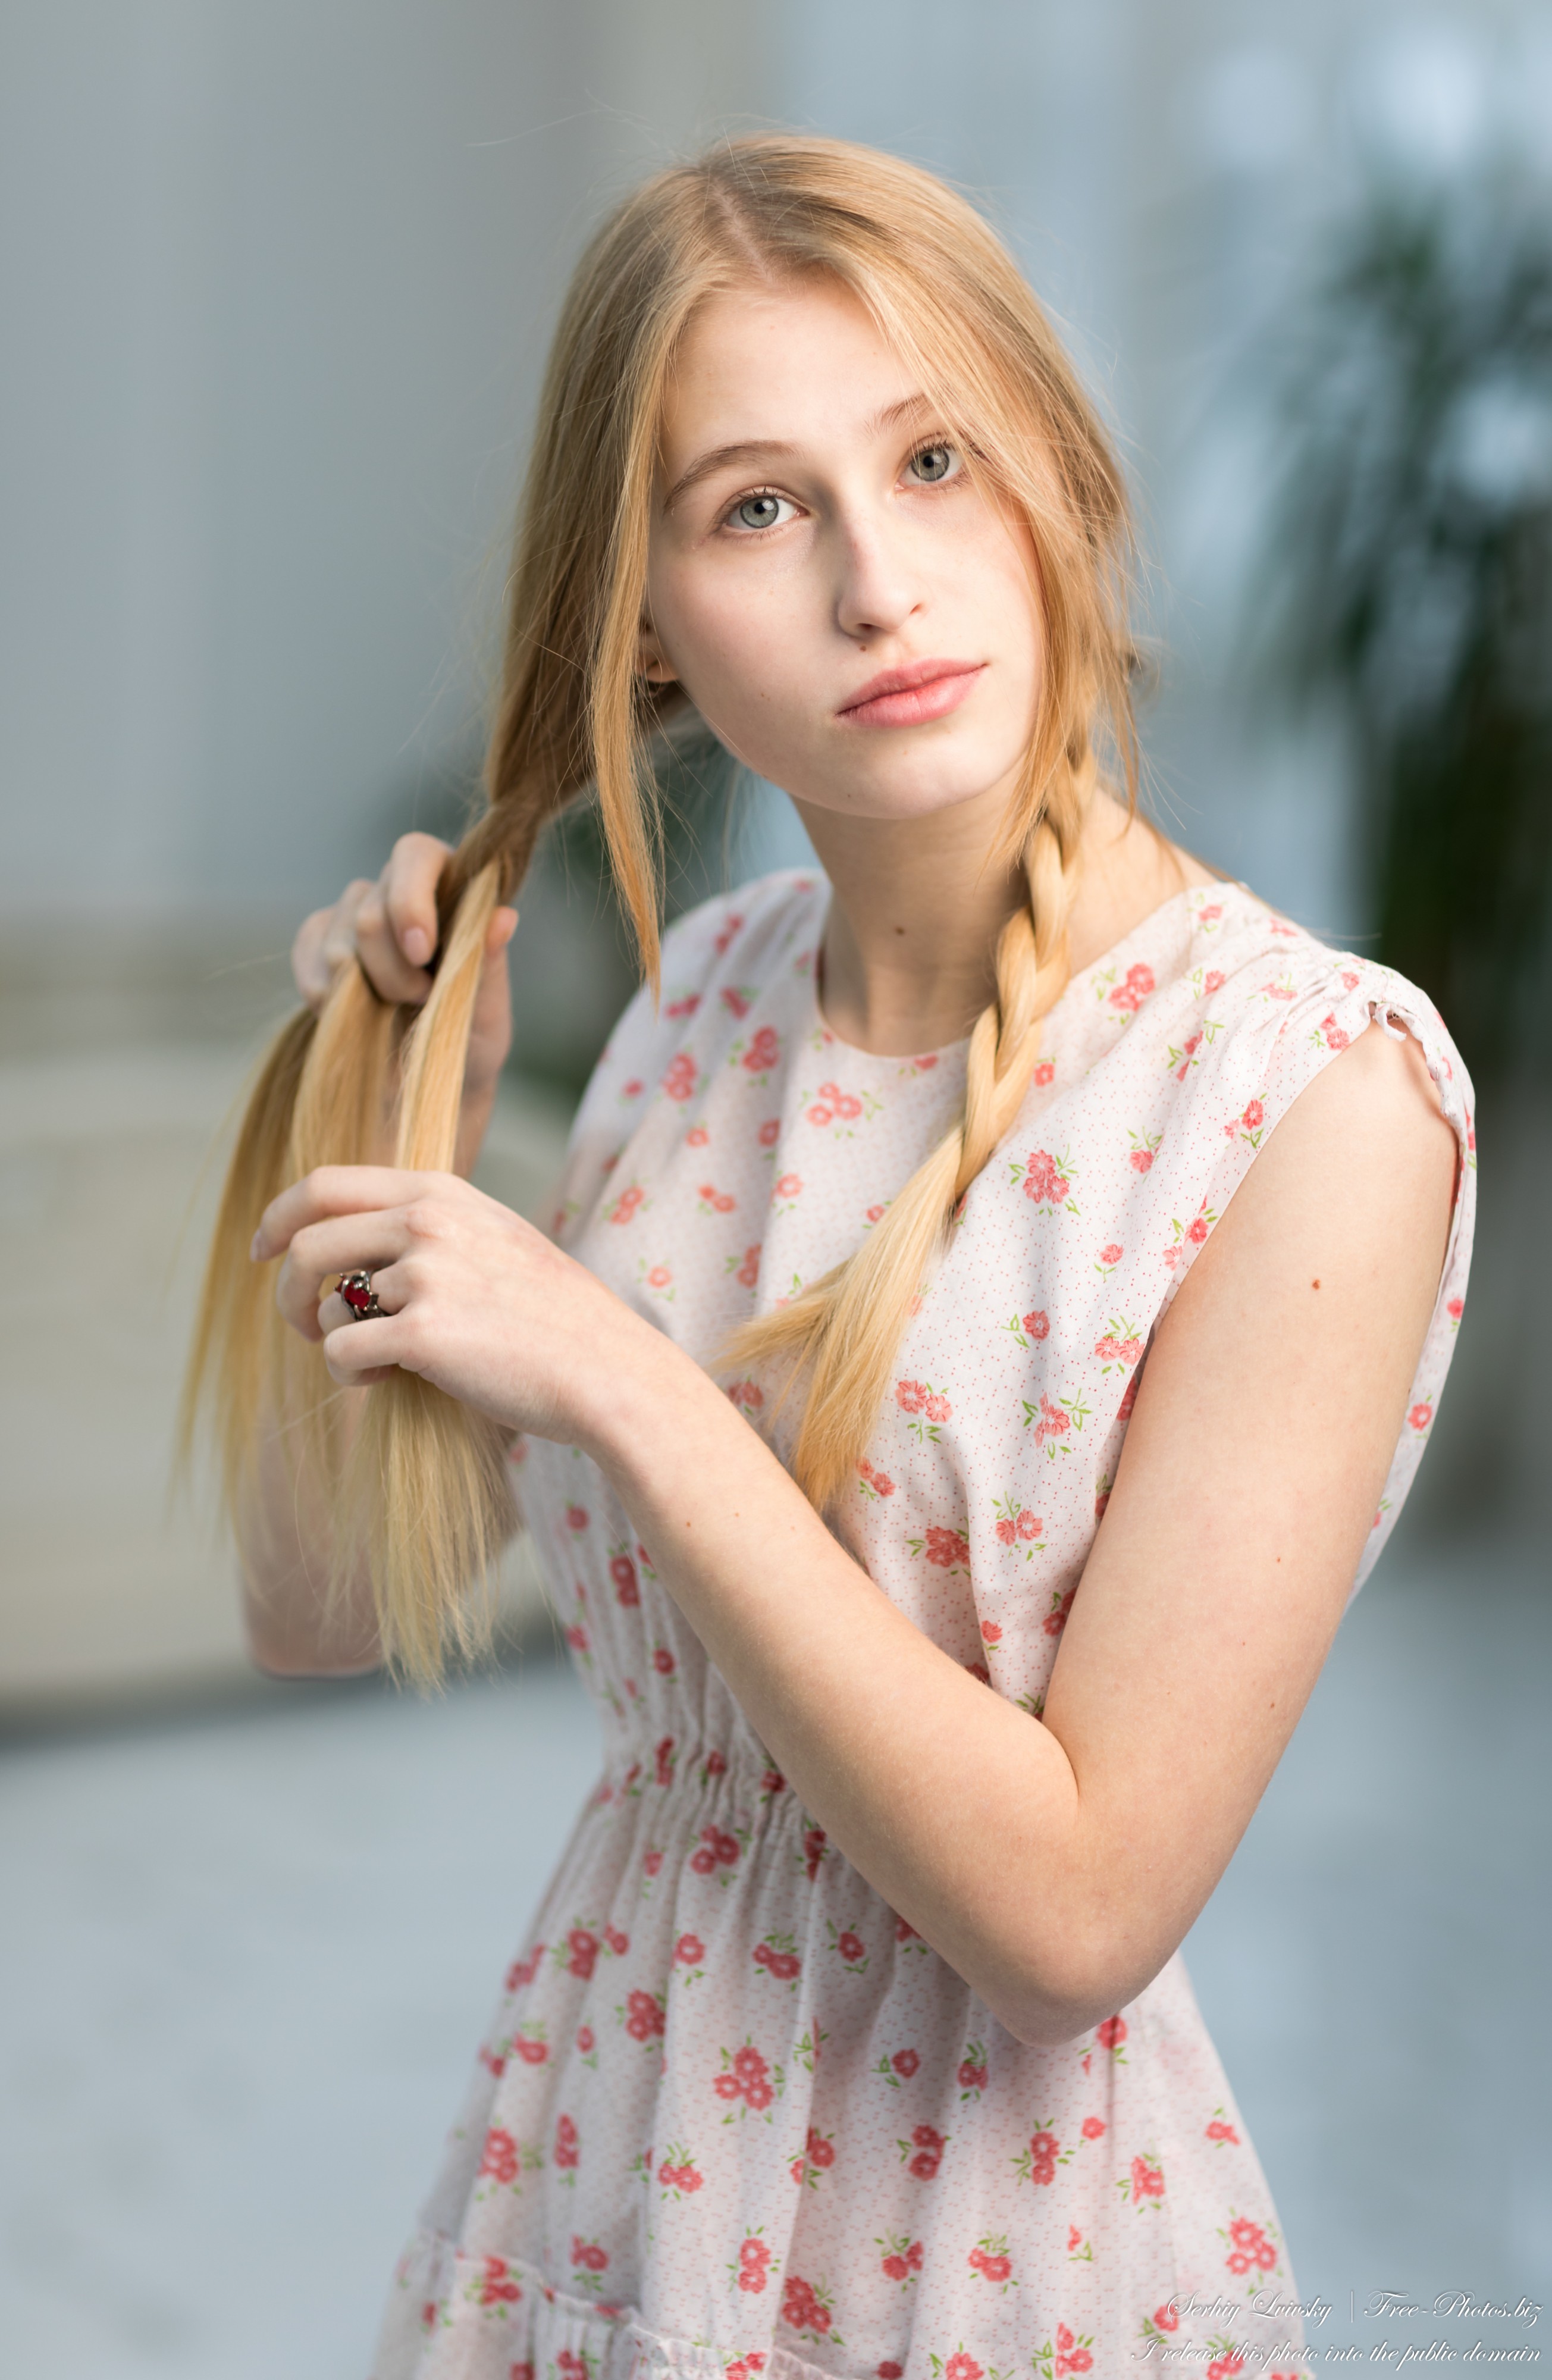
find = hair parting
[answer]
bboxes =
[182,131,1137,1680]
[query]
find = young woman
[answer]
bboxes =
[211,136,1472,2379]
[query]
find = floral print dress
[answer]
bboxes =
[372,869,1475,2380]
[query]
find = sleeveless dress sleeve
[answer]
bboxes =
[859,885,1478,1717]
[1112,922,1476,1601]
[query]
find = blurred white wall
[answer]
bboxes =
[7,0,1550,929]
[0,0,773,917]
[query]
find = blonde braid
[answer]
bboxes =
[724,759,1092,1512]
[337,862,516,1684]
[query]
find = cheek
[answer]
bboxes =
[649,563,816,755]
[963,515,1045,671]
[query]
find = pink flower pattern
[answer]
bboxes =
[373,872,1472,2380]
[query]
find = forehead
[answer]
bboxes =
[657,274,921,466]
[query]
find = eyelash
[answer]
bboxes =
[719,439,963,533]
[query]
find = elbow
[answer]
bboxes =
[985,1931,1148,2052]
[997,1994,1121,2053]
[239,1564,383,1681]
[242,1608,382,1680]
[244,1629,382,1682]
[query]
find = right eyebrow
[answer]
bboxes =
[661,441,801,513]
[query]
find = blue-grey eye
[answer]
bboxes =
[735,493,783,530]
[910,443,957,483]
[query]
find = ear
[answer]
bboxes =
[637,618,678,686]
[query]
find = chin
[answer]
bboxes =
[803,752,1023,825]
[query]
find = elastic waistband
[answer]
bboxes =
[591,1731,797,1809]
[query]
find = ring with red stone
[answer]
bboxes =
[337,1269,384,1321]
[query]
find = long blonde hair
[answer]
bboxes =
[183,132,1137,1681]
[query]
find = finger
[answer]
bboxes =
[315,1275,405,1334]
[311,882,390,1016]
[291,906,340,1010]
[296,880,374,1009]
[252,1166,440,1261]
[383,832,454,971]
[321,1308,421,1386]
[312,1238,419,1329]
[465,908,518,1083]
[275,1214,414,1339]
[316,1289,355,1335]
[321,1316,403,1388]
[472,907,517,1010]
[476,907,518,1021]
[313,879,372,973]
[353,882,434,1008]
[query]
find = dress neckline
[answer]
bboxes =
[803,878,1238,1067]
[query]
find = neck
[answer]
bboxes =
[793,778,1024,1057]
[793,780,1197,1060]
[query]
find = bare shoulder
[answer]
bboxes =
[1258,1012,1454,1185]
[1165,1010,1458,1366]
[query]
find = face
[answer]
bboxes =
[640,275,1044,831]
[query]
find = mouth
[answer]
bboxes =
[836,657,986,729]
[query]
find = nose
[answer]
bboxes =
[832,506,924,647]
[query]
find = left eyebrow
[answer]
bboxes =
[662,440,800,513]
[660,394,938,513]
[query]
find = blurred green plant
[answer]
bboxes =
[1258,164,1552,1079]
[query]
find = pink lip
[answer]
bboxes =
[836,657,986,728]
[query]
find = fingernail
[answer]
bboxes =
[403,926,431,964]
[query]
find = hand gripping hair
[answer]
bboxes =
[182,132,1138,1682]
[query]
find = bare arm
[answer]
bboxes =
[578,1022,1458,2040]
[256,1020,1456,2035]
[239,833,517,1675]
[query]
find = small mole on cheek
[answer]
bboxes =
[1311,1279,1321,1290]
[894,925,905,935]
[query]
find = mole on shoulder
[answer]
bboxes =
[1312,1278,1321,1289]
